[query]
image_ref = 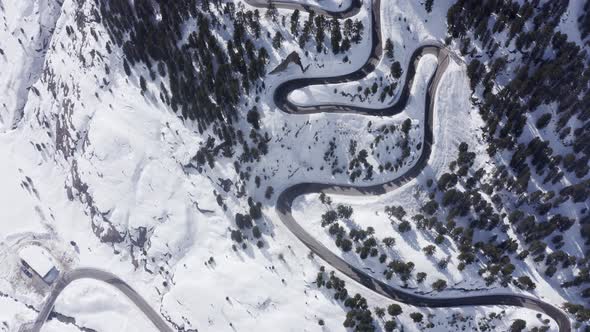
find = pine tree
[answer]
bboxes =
[351,20,364,43]
[265,3,278,22]
[343,19,353,37]
[315,15,326,53]
[299,16,313,48]
[425,0,434,13]
[123,59,131,76]
[330,17,342,54]
[247,108,260,129]
[385,38,394,59]
[272,31,284,50]
[510,319,526,332]
[387,304,402,316]
[290,9,300,36]
[341,37,351,52]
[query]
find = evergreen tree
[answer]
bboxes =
[510,319,526,332]
[385,38,394,59]
[536,113,552,129]
[343,19,353,37]
[139,75,147,92]
[247,108,260,129]
[330,17,342,54]
[315,15,326,53]
[410,312,424,322]
[351,20,364,43]
[432,279,447,291]
[290,9,300,36]
[265,3,278,22]
[387,304,402,316]
[384,320,397,332]
[425,0,434,13]
[272,31,284,50]
[341,37,351,52]
[123,59,131,76]
[390,61,403,79]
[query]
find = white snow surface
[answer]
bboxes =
[0,0,579,331]
[45,279,158,332]
[288,0,454,107]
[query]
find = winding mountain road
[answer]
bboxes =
[28,1,571,331]
[250,0,572,331]
[27,268,173,332]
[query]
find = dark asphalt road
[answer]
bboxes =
[251,0,572,331]
[27,268,173,332]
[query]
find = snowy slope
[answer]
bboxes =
[0,0,62,131]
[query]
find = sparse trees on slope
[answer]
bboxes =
[390,61,402,78]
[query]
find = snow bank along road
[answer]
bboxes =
[250,0,572,331]
[26,268,173,332]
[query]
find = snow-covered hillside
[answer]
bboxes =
[1,0,589,331]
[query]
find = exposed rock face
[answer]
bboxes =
[269,51,307,74]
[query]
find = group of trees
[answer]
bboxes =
[230,197,264,249]
[98,0,589,326]
[284,8,364,53]
[384,38,403,79]
[97,0,270,136]
[344,119,415,183]
[316,267,430,331]
[100,0,315,212]
[449,0,590,188]
[443,1,590,322]
[315,268,376,331]
[318,194,447,291]
[98,0,291,214]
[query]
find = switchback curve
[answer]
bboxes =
[28,1,572,331]
[249,0,571,331]
[28,268,173,332]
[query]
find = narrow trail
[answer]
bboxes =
[248,0,571,330]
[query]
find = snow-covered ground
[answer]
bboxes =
[556,0,586,45]
[290,60,483,290]
[0,0,63,131]
[263,0,371,80]
[288,0,454,107]
[288,53,571,329]
[0,0,581,331]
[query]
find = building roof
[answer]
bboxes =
[18,245,55,278]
